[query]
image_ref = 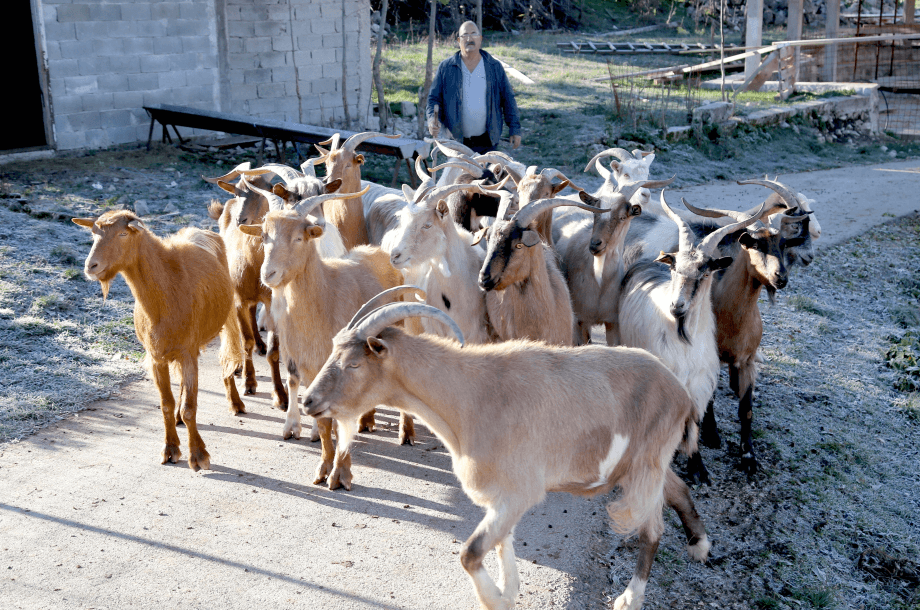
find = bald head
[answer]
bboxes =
[457,21,482,58]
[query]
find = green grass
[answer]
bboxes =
[787,295,835,318]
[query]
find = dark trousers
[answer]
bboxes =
[462,132,494,154]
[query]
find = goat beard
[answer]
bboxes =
[99,278,112,302]
[675,314,692,345]
[765,286,777,305]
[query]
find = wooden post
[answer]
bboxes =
[824,0,840,81]
[745,0,764,79]
[906,0,916,24]
[787,0,804,82]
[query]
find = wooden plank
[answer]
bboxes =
[745,0,764,78]
[824,0,840,82]
[733,51,779,98]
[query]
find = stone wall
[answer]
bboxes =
[38,0,371,152]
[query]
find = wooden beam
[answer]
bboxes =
[787,0,804,82]
[734,51,779,97]
[824,0,840,82]
[906,0,917,24]
[745,0,764,78]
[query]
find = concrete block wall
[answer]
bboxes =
[38,0,372,152]
[223,0,371,127]
[41,0,220,150]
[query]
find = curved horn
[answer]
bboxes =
[352,302,465,345]
[430,159,485,178]
[415,182,487,205]
[699,201,768,255]
[512,197,604,229]
[345,285,427,330]
[481,175,511,190]
[431,139,476,158]
[658,190,696,253]
[540,168,583,192]
[415,156,432,184]
[299,157,324,179]
[737,178,800,209]
[247,181,286,212]
[342,131,401,154]
[202,161,254,184]
[615,176,676,205]
[245,163,302,186]
[525,165,538,176]
[583,148,635,180]
[293,184,370,216]
[472,153,511,168]
[318,133,342,152]
[682,196,786,223]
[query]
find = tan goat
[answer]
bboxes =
[239,188,405,489]
[73,211,245,471]
[301,299,710,610]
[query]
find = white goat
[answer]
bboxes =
[618,191,765,484]
[300,298,710,610]
[584,147,657,208]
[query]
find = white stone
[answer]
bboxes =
[134,200,149,216]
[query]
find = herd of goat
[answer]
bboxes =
[72,131,820,610]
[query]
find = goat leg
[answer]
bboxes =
[664,468,710,562]
[237,306,258,395]
[358,409,376,433]
[699,395,722,449]
[179,356,210,471]
[398,412,416,445]
[266,331,288,409]
[248,303,267,356]
[685,450,711,486]
[737,384,758,475]
[613,529,659,610]
[281,360,302,439]
[461,504,527,610]
[153,360,182,465]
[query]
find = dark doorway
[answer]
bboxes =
[2,2,48,150]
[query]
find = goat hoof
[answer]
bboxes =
[283,426,301,441]
[313,460,332,485]
[233,366,242,378]
[230,401,246,415]
[256,344,267,357]
[244,384,257,396]
[686,466,711,487]
[161,444,182,465]
[188,447,211,472]
[700,429,722,449]
[399,432,415,446]
[328,467,353,491]
[740,453,758,476]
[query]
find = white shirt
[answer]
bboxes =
[461,57,487,139]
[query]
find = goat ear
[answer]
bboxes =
[629,204,642,217]
[436,199,450,219]
[72,218,96,229]
[207,200,224,220]
[128,220,144,232]
[306,225,324,239]
[521,229,541,248]
[738,232,758,249]
[579,190,601,206]
[272,183,291,199]
[709,256,734,271]
[470,227,487,246]
[550,179,570,196]
[217,180,237,195]
[315,145,330,157]
[366,336,389,358]
[238,224,262,237]
[610,160,622,173]
[354,154,365,165]
[325,178,342,194]
[654,251,676,267]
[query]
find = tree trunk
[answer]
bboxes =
[417,0,437,139]
[373,0,389,131]
[342,0,351,128]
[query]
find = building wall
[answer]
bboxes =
[37,0,370,151]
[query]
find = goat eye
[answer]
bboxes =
[515,243,523,249]
[119,232,128,237]
[423,223,432,230]
[347,363,360,369]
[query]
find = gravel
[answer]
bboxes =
[1,143,918,609]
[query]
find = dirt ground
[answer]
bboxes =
[1,144,919,610]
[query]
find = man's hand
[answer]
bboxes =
[510,135,521,149]
[428,104,441,138]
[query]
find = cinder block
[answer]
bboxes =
[179,2,208,20]
[154,37,183,55]
[267,6,290,21]
[310,18,336,35]
[140,55,171,74]
[167,19,207,38]
[311,78,337,95]
[151,3,180,20]
[55,131,87,151]
[92,38,123,57]
[108,54,141,74]
[168,53,201,72]
[54,94,84,115]
[88,4,122,21]
[181,36,212,54]
[233,84,259,101]
[228,37,244,54]
[59,39,94,60]
[113,91,146,110]
[311,49,335,65]
[248,97,279,115]
[123,37,155,55]
[296,34,323,51]
[43,19,77,42]
[228,21,255,38]
[82,92,116,113]
[97,73,130,93]
[158,71,188,90]
[128,73,159,92]
[49,59,79,82]
[84,129,109,150]
[100,108,134,128]
[185,84,214,105]
[321,63,340,80]
[257,82,286,98]
[142,20,168,38]
[107,125,144,146]
[75,20,134,40]
[55,5,91,22]
[120,3,152,22]
[239,5,270,21]
[255,21,286,37]
[229,53,258,70]
[271,66,296,82]
[257,52,287,69]
[78,56,112,77]
[67,110,104,131]
[244,68,272,84]
[272,36,294,53]
[64,75,99,96]
[245,37,273,54]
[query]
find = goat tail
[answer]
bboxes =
[679,418,700,457]
[606,456,667,542]
[218,308,245,380]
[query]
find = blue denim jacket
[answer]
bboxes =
[426,50,521,147]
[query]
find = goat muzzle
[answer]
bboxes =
[589,239,605,256]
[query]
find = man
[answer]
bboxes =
[426,21,522,154]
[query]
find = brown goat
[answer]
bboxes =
[502,164,581,244]
[206,174,287,408]
[73,211,245,471]
[315,131,400,249]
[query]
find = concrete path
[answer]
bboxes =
[1,159,918,610]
